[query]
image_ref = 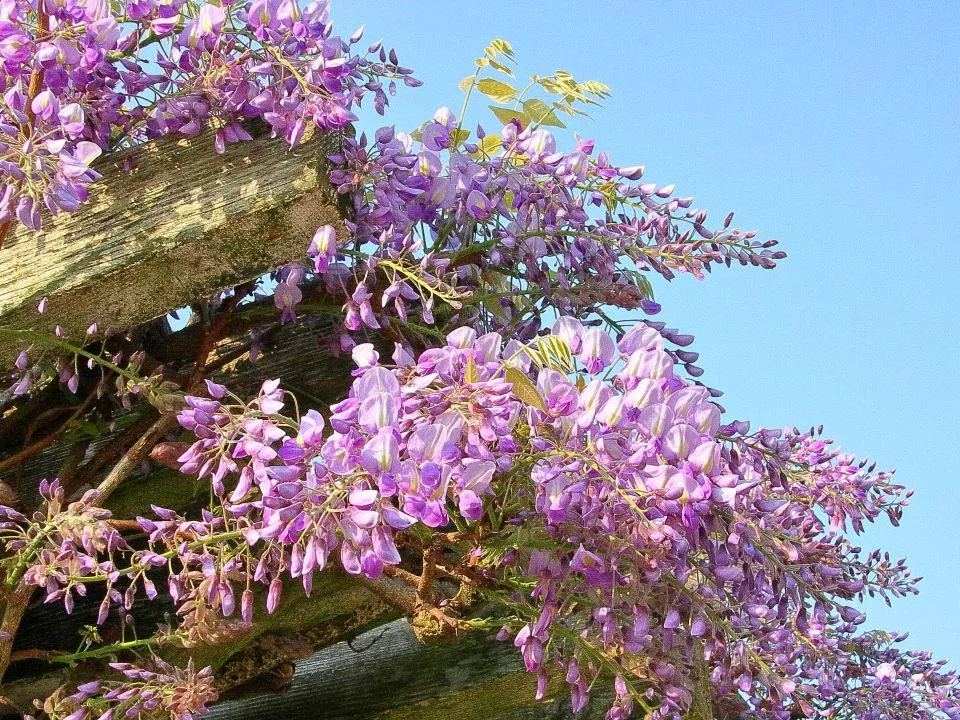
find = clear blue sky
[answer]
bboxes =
[332,2,960,662]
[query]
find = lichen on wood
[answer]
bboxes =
[0,125,346,362]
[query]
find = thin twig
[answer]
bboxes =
[23,4,49,126]
[95,414,177,502]
[107,519,145,531]
[0,389,96,475]
[355,574,418,615]
[7,647,49,664]
[382,564,421,586]
[417,539,446,604]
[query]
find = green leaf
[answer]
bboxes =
[522,99,566,128]
[464,353,479,384]
[482,294,508,322]
[477,78,517,103]
[479,525,559,553]
[634,273,654,300]
[505,367,547,413]
[482,39,516,66]
[489,105,528,127]
[488,59,515,77]
[471,134,502,158]
[449,128,471,149]
[582,79,612,98]
[535,335,575,372]
[488,38,515,59]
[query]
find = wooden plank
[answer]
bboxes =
[206,620,613,720]
[3,571,397,708]
[0,126,346,360]
[4,618,613,720]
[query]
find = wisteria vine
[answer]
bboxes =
[0,1,957,719]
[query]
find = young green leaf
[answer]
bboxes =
[488,38,514,59]
[505,367,547,413]
[449,128,471,149]
[488,58,515,77]
[489,105,528,127]
[464,353,479,384]
[522,99,566,128]
[535,335,575,372]
[482,294,509,322]
[471,134,502,158]
[477,78,517,103]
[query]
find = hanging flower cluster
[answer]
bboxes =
[0,480,128,616]
[0,0,413,229]
[34,658,217,720]
[3,318,953,719]
[311,106,784,339]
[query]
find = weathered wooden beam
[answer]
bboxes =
[3,617,613,720]
[0,126,346,362]
[2,571,398,711]
[206,620,613,720]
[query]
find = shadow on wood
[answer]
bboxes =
[207,620,612,720]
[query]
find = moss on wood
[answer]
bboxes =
[0,127,345,364]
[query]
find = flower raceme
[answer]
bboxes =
[315,114,785,342]
[134,319,953,718]
[0,480,129,618]
[0,0,413,229]
[4,318,950,719]
[33,658,217,720]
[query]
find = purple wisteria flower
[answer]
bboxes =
[0,0,414,231]
[122,316,930,718]
[0,314,948,718]
[42,658,217,720]
[313,101,784,342]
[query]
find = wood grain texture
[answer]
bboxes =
[207,620,613,720]
[0,127,345,362]
[4,571,396,709]
[5,619,614,720]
